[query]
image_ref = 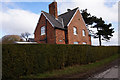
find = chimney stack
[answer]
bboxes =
[49,1,58,18]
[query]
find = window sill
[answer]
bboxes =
[74,34,77,36]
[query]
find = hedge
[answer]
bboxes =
[2,44,119,79]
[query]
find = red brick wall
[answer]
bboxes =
[34,14,46,43]
[67,10,91,45]
[34,14,55,44]
[47,20,56,44]
[55,29,65,44]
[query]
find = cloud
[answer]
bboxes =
[1,9,39,38]
[1,1,118,45]
[58,0,118,22]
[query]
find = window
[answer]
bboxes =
[74,42,79,44]
[83,42,86,44]
[73,27,77,35]
[41,26,45,35]
[59,40,62,42]
[82,29,86,36]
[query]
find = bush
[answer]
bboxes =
[2,44,119,79]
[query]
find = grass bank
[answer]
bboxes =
[21,54,119,78]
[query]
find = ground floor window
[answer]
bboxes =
[74,42,79,44]
[83,42,86,44]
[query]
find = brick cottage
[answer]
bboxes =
[34,1,91,45]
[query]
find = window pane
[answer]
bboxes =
[83,42,86,44]
[74,42,79,44]
[73,27,77,35]
[41,26,45,35]
[82,30,85,36]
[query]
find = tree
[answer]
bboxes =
[21,32,31,42]
[81,9,114,46]
[81,9,97,35]
[2,35,23,44]
[93,18,114,46]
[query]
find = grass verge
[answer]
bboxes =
[21,54,119,78]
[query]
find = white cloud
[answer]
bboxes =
[1,9,39,38]
[58,0,118,22]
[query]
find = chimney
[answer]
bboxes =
[49,0,58,18]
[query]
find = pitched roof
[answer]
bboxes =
[58,7,78,26]
[40,7,78,30]
[42,11,64,29]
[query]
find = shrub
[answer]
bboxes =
[2,44,119,79]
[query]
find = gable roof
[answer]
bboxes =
[58,7,78,27]
[42,11,64,29]
[35,7,79,33]
[42,7,79,29]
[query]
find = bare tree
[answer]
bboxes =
[21,32,31,42]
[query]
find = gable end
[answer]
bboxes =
[67,9,79,26]
[34,12,55,34]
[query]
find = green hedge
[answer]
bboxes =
[2,44,119,79]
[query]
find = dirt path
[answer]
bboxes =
[91,65,118,78]
[65,58,120,78]
[89,58,120,78]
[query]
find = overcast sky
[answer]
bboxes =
[0,0,119,46]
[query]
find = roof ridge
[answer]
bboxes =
[58,7,78,16]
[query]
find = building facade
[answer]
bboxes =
[34,1,91,45]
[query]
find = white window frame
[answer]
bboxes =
[82,29,86,36]
[83,42,86,44]
[73,27,77,35]
[41,26,45,35]
[74,42,79,44]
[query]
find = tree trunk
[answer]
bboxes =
[97,27,102,46]
[25,38,27,42]
[99,35,101,46]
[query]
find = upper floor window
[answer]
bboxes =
[73,27,77,35]
[82,29,86,36]
[41,26,45,35]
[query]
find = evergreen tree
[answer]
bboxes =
[81,9,114,46]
